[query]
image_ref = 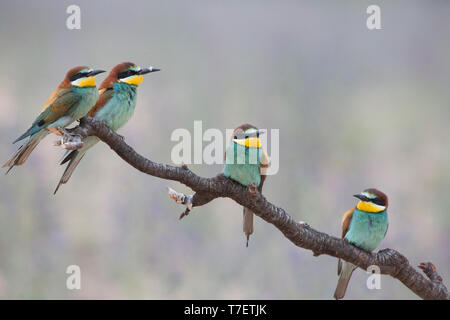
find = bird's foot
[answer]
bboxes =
[166,187,193,220]
[52,127,84,150]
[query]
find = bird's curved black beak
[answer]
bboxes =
[353,194,369,201]
[88,69,106,76]
[139,67,161,75]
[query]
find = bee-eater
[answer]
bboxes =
[3,66,105,173]
[334,188,389,299]
[53,62,160,194]
[223,124,269,247]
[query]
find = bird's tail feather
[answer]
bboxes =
[13,123,43,144]
[243,207,254,247]
[54,136,99,194]
[3,130,48,173]
[54,150,86,194]
[334,260,357,300]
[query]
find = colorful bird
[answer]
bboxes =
[53,62,160,194]
[223,124,269,247]
[3,66,105,173]
[334,188,389,299]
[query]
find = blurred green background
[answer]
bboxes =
[0,0,449,299]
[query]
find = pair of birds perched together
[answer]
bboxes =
[3,63,389,300]
[3,62,160,193]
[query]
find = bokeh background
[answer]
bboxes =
[0,0,449,299]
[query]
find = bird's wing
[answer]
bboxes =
[88,88,114,117]
[258,147,269,191]
[338,207,355,275]
[40,86,65,113]
[34,88,82,125]
[341,207,355,238]
[12,88,83,143]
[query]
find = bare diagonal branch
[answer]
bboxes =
[64,116,449,300]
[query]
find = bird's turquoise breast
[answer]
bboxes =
[95,83,137,131]
[71,86,99,119]
[345,209,388,252]
[223,142,261,187]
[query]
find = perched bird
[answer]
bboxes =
[334,188,389,300]
[223,124,269,247]
[53,62,160,194]
[3,66,105,173]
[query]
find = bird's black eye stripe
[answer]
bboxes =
[234,132,258,139]
[371,197,385,206]
[235,134,251,139]
[118,70,137,79]
[69,71,90,82]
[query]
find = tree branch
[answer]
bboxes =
[63,116,449,300]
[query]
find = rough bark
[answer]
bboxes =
[61,116,449,300]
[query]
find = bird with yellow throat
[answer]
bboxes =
[334,188,389,299]
[223,124,269,247]
[3,66,105,173]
